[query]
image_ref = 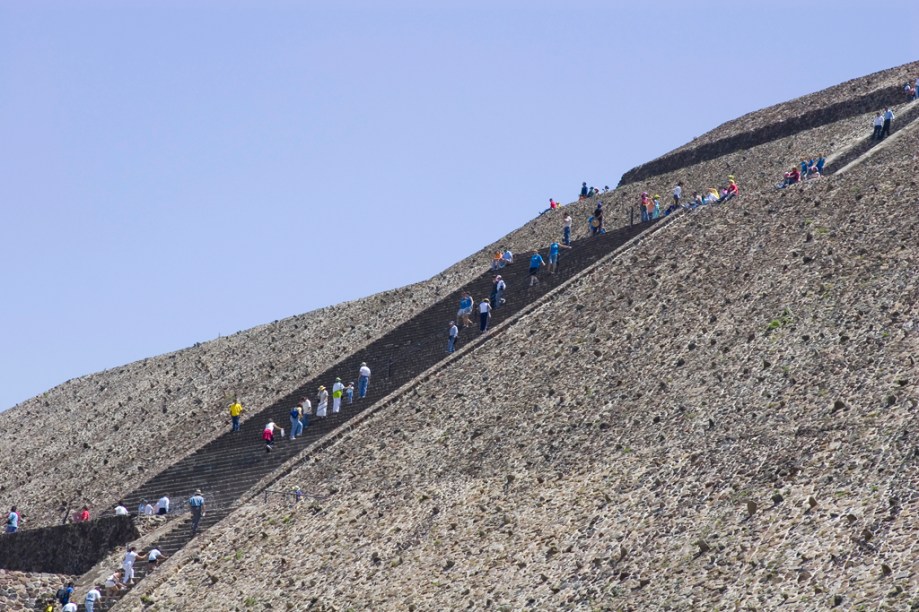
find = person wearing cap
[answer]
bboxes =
[672,182,683,208]
[479,298,492,332]
[719,176,738,203]
[492,275,506,307]
[447,321,459,353]
[652,195,661,219]
[358,362,371,398]
[316,386,329,418]
[188,490,205,535]
[332,378,345,414]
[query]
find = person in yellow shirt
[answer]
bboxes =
[228,399,244,432]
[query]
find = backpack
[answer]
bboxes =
[56,588,67,602]
[290,408,299,419]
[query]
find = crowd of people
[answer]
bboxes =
[872,107,896,140]
[776,156,826,188]
[257,361,370,452]
[36,537,172,611]
[903,78,919,101]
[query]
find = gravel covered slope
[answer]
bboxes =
[119,82,919,610]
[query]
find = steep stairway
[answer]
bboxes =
[51,214,662,611]
[826,97,919,175]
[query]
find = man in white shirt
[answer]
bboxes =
[882,107,895,138]
[502,249,514,265]
[114,502,129,516]
[156,495,170,515]
[147,547,168,570]
[672,182,683,208]
[447,321,459,354]
[83,585,102,612]
[358,362,371,399]
[63,601,78,612]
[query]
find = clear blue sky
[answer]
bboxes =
[1,0,916,410]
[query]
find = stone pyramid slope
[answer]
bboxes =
[116,76,919,610]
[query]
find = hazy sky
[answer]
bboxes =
[2,0,917,410]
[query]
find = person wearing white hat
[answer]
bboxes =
[316,386,329,418]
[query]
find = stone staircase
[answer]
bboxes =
[826,97,919,175]
[44,214,662,611]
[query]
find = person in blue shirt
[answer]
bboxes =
[528,251,546,286]
[547,241,572,275]
[6,506,20,533]
[815,155,826,175]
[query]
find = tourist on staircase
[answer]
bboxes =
[156,495,170,515]
[346,382,355,405]
[447,320,459,354]
[188,489,205,535]
[114,501,129,516]
[105,570,127,594]
[579,182,588,200]
[457,292,474,329]
[83,584,102,612]
[62,600,78,612]
[491,275,506,308]
[263,421,282,452]
[547,241,572,275]
[147,546,168,570]
[882,107,895,138]
[563,213,572,246]
[229,398,244,432]
[332,378,345,414]
[290,402,303,440]
[55,581,74,608]
[872,112,883,140]
[479,298,492,333]
[316,386,329,418]
[138,499,154,515]
[358,362,372,398]
[672,182,683,209]
[528,250,546,287]
[122,545,146,585]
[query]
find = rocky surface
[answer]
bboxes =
[114,69,919,610]
[3,62,919,610]
[0,570,75,611]
[663,59,919,156]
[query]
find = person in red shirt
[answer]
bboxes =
[74,506,90,522]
